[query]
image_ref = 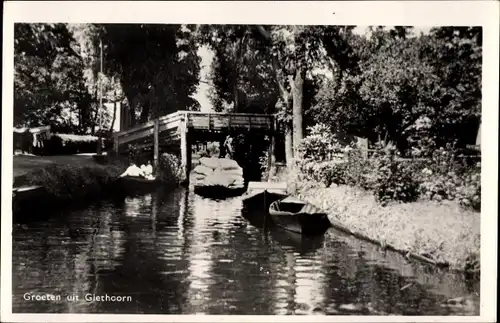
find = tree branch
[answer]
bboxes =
[255,25,271,40]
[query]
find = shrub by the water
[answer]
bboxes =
[25,163,122,202]
[295,125,481,211]
[371,149,420,205]
[280,126,481,272]
[158,153,183,184]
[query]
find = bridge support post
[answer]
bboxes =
[180,120,192,183]
[153,118,159,170]
[267,122,276,180]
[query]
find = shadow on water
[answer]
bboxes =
[12,187,479,315]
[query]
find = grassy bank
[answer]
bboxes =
[278,170,480,273]
[13,159,126,216]
[12,152,183,215]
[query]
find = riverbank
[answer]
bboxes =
[280,173,480,273]
[12,153,183,217]
[13,156,125,216]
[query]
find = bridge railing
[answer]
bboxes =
[184,111,274,131]
[114,112,182,147]
[113,110,276,151]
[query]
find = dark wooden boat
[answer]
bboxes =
[12,185,47,213]
[269,196,331,235]
[241,182,288,212]
[119,176,161,193]
[193,185,246,199]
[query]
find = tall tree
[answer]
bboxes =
[256,25,356,166]
[14,23,89,128]
[312,26,482,153]
[198,25,279,114]
[94,24,201,126]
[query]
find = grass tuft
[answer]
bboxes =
[279,169,480,272]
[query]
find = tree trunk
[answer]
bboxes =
[140,101,150,123]
[291,69,304,155]
[109,98,117,134]
[283,95,294,169]
[91,103,98,135]
[233,86,239,113]
[284,124,294,169]
[90,87,99,135]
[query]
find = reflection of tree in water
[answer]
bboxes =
[182,195,248,314]
[83,189,191,313]
[12,189,479,315]
[319,231,476,315]
[270,231,327,315]
[12,203,127,313]
[203,203,280,315]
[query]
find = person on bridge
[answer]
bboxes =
[120,162,145,178]
[224,135,234,159]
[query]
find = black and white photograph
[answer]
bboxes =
[1,1,498,322]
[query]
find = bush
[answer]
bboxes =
[415,147,481,211]
[43,133,101,155]
[292,127,481,210]
[26,163,122,201]
[158,152,183,184]
[371,150,420,205]
[297,123,350,161]
[456,165,481,211]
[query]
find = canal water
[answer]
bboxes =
[12,187,479,315]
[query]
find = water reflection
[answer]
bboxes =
[12,188,479,315]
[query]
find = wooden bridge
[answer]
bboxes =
[113,110,278,180]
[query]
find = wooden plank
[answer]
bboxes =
[120,127,156,145]
[179,110,275,118]
[247,182,287,191]
[115,111,180,140]
[116,110,275,148]
[117,115,181,146]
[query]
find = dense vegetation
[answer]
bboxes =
[291,124,480,211]
[200,26,481,166]
[14,23,201,134]
[15,24,481,159]
[14,23,482,271]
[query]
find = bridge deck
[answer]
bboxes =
[114,110,276,150]
[113,110,277,183]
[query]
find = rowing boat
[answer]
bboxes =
[269,196,331,235]
[119,176,161,193]
[241,182,288,212]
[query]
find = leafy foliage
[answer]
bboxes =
[159,153,183,184]
[25,163,121,201]
[197,25,279,114]
[311,26,482,152]
[370,149,420,205]
[14,23,90,128]
[14,23,201,134]
[295,126,480,210]
[97,24,201,125]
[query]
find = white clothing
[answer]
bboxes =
[120,165,145,177]
[143,164,153,176]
